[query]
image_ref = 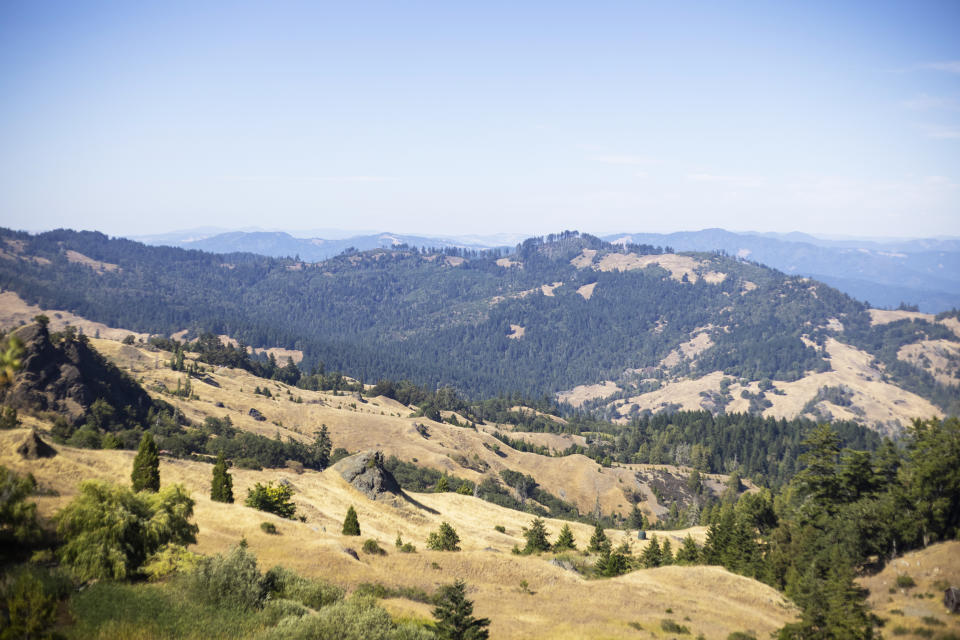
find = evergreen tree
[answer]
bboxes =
[435,475,450,492]
[553,523,576,551]
[427,522,461,551]
[687,468,703,494]
[342,505,360,536]
[311,425,332,470]
[588,522,609,553]
[639,535,663,568]
[595,540,631,577]
[674,535,700,565]
[131,432,160,492]
[210,451,234,503]
[661,538,674,565]
[431,580,490,640]
[627,503,646,530]
[521,517,551,554]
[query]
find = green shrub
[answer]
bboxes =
[261,597,310,626]
[493,525,506,534]
[921,616,945,627]
[256,595,396,640]
[362,539,386,555]
[661,619,691,634]
[400,542,416,553]
[353,583,433,604]
[426,522,460,551]
[0,566,69,640]
[142,543,201,581]
[342,506,361,536]
[261,522,278,535]
[263,565,344,610]
[0,465,41,550]
[56,480,197,580]
[891,626,910,636]
[187,545,266,610]
[896,575,916,588]
[245,482,296,519]
[727,633,757,640]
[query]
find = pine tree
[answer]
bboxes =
[521,517,551,554]
[210,451,234,503]
[435,475,450,492]
[131,432,160,492]
[588,522,609,553]
[342,505,360,536]
[627,503,646,530]
[553,523,576,551]
[427,522,461,551]
[431,580,490,640]
[661,538,674,565]
[311,425,332,470]
[674,534,700,565]
[639,535,662,568]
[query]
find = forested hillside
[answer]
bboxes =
[1,228,957,424]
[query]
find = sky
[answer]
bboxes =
[1,1,958,239]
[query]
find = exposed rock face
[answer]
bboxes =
[1,323,156,425]
[16,429,57,459]
[334,450,401,500]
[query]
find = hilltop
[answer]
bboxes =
[0,228,957,433]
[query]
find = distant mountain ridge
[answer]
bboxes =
[604,228,960,313]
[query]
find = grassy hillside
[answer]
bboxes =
[3,227,956,430]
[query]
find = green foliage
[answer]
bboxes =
[211,451,235,503]
[431,580,490,640]
[520,518,551,554]
[640,536,663,568]
[245,482,296,519]
[0,406,20,429]
[427,522,461,551]
[595,541,631,577]
[131,431,161,492]
[188,544,266,611]
[260,522,278,535]
[435,475,450,492]
[263,565,344,609]
[363,539,386,555]
[727,632,756,640]
[256,594,412,640]
[0,566,67,640]
[56,480,197,581]
[901,417,960,545]
[553,523,576,551]
[342,505,361,536]
[661,619,691,634]
[895,575,916,588]
[627,503,646,530]
[0,466,41,552]
[674,535,701,565]
[141,543,201,581]
[493,525,506,534]
[587,522,609,553]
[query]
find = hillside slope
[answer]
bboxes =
[1,228,957,430]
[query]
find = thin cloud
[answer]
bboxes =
[919,125,960,140]
[591,154,656,166]
[901,94,960,111]
[687,173,765,188]
[919,60,960,73]
[221,176,397,183]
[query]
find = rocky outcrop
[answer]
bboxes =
[16,429,57,459]
[333,450,401,500]
[1,323,156,425]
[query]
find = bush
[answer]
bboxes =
[493,525,506,534]
[0,466,41,551]
[342,506,361,536]
[426,522,460,551]
[261,522,278,535]
[727,633,757,640]
[263,565,344,610]
[0,566,69,640]
[187,545,266,611]
[261,597,310,626]
[245,482,296,519]
[661,619,691,634]
[362,539,386,555]
[896,574,916,588]
[256,595,396,640]
[141,544,201,581]
[56,480,197,580]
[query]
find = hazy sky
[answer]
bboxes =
[1,1,958,238]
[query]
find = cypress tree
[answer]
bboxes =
[131,432,160,492]
[342,505,360,536]
[211,451,234,503]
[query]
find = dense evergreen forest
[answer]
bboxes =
[1,227,957,415]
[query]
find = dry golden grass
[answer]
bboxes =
[507,324,525,339]
[64,250,120,273]
[898,340,960,387]
[0,425,796,639]
[576,282,597,300]
[556,381,621,408]
[0,290,149,342]
[859,541,960,636]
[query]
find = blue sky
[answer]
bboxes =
[1,1,958,238]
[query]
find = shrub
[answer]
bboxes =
[256,595,395,640]
[187,544,266,610]
[727,633,757,640]
[0,465,41,550]
[141,543,201,581]
[0,566,68,640]
[261,597,310,626]
[342,506,361,536]
[493,525,506,534]
[0,406,20,429]
[427,522,460,551]
[263,565,344,610]
[362,539,386,555]
[245,482,296,519]
[661,619,691,634]
[261,522,278,535]
[56,481,197,581]
[896,574,916,588]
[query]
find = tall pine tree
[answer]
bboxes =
[431,580,490,640]
[131,432,160,492]
[342,505,360,536]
